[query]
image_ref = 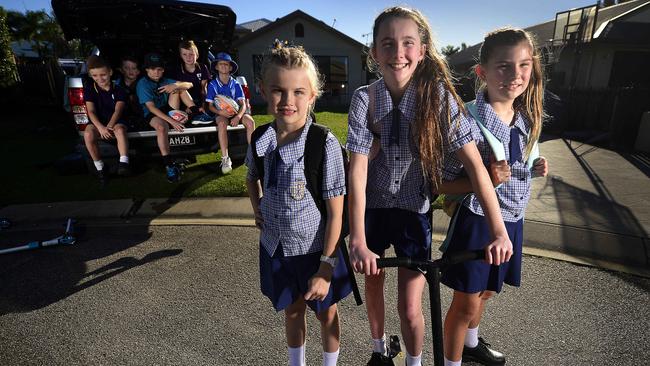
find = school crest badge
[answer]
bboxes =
[290,180,306,200]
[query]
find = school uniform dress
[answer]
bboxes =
[346,79,474,259]
[83,81,128,126]
[441,91,533,293]
[245,120,352,312]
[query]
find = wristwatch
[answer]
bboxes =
[320,255,338,268]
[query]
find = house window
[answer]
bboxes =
[314,56,348,97]
[295,23,304,38]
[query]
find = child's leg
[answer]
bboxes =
[443,290,482,362]
[113,124,129,158]
[83,125,102,162]
[149,117,170,156]
[178,90,196,109]
[364,272,386,345]
[285,298,307,366]
[241,114,255,144]
[469,290,494,329]
[316,303,340,352]
[397,268,427,360]
[216,116,229,157]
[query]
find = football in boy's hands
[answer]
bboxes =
[168,110,188,123]
[213,95,240,116]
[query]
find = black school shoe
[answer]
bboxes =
[463,337,506,365]
[117,162,131,176]
[96,169,107,188]
[367,352,395,366]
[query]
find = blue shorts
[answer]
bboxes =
[365,208,432,260]
[259,244,352,313]
[441,205,523,294]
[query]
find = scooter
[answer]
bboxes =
[0,219,76,255]
[376,250,485,366]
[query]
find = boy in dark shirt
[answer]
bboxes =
[83,55,130,186]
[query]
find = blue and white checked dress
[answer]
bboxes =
[347,79,474,214]
[442,91,534,222]
[246,120,346,257]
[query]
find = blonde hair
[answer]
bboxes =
[178,40,199,61]
[368,6,465,189]
[259,43,323,110]
[477,27,544,159]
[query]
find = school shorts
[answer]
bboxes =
[144,104,173,124]
[441,205,524,294]
[259,244,352,313]
[365,208,432,261]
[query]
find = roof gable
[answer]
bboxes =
[233,9,365,49]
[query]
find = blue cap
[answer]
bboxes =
[214,52,238,74]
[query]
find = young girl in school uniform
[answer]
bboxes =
[245,44,352,366]
[346,7,513,366]
[440,27,549,366]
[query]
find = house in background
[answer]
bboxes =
[447,0,650,150]
[232,10,368,106]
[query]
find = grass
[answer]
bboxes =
[1,105,349,205]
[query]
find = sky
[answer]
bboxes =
[2,0,598,48]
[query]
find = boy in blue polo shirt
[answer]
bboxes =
[83,55,130,186]
[136,52,201,183]
[206,52,255,174]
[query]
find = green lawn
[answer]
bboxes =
[1,106,349,205]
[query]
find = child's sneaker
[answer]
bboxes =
[166,164,182,183]
[96,169,107,188]
[117,162,131,176]
[220,156,233,174]
[191,112,214,125]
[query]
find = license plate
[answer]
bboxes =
[169,135,196,146]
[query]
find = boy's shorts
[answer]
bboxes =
[259,244,352,313]
[144,104,173,124]
[365,208,432,260]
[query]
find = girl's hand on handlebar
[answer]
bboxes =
[349,241,380,276]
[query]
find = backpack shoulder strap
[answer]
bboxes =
[465,100,507,162]
[304,123,330,216]
[251,123,273,186]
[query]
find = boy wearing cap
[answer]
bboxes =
[136,52,200,183]
[206,52,255,174]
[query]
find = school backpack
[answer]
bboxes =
[250,122,350,237]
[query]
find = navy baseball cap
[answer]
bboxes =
[214,52,238,74]
[143,53,165,69]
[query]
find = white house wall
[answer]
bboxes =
[235,16,365,104]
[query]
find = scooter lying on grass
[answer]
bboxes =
[376,249,485,366]
[0,218,76,255]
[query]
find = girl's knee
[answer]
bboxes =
[316,304,338,324]
[284,300,307,319]
[365,272,385,291]
[480,290,495,301]
[449,293,482,321]
[397,298,423,325]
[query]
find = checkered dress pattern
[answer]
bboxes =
[246,120,346,257]
[442,91,533,222]
[347,79,474,214]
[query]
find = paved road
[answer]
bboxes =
[1,225,649,365]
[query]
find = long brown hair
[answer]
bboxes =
[477,27,544,159]
[368,6,464,189]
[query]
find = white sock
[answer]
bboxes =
[372,334,387,355]
[465,326,479,348]
[288,344,305,366]
[406,350,422,366]
[93,160,104,171]
[322,348,339,366]
[119,156,129,164]
[444,357,462,366]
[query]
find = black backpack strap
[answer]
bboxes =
[250,123,273,187]
[304,123,330,216]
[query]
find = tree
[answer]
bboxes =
[0,7,19,88]
[441,45,460,58]
[6,9,65,58]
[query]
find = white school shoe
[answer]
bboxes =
[221,156,233,174]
